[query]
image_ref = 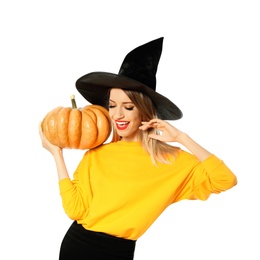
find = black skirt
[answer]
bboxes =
[59,221,136,260]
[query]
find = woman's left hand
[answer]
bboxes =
[139,119,182,143]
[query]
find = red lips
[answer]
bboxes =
[115,121,129,130]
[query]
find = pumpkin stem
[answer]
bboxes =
[70,95,77,109]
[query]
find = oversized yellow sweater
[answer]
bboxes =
[59,141,237,240]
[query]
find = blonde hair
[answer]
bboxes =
[109,89,180,165]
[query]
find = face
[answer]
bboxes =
[109,88,142,142]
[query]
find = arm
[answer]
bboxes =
[38,123,70,181]
[140,119,237,199]
[139,119,211,162]
[174,132,211,162]
[39,123,87,219]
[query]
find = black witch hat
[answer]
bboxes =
[76,37,182,120]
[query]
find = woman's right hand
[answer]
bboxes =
[38,122,62,155]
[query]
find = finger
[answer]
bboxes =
[141,121,150,125]
[38,123,43,136]
[142,119,160,124]
[139,123,157,131]
[139,125,150,131]
[141,121,159,127]
[38,122,47,141]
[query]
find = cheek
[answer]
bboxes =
[133,114,142,126]
[108,110,113,119]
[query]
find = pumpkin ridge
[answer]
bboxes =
[79,111,97,149]
[87,106,111,148]
[88,105,112,135]
[57,107,70,148]
[68,109,82,148]
[47,107,63,146]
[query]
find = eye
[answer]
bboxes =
[109,104,116,109]
[125,106,134,111]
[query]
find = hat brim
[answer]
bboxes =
[76,72,183,120]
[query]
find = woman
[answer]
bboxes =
[39,37,237,260]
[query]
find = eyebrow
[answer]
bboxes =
[109,99,133,104]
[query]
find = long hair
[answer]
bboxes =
[108,89,180,165]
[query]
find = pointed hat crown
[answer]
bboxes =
[118,37,163,91]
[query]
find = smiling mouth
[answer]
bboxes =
[116,121,129,130]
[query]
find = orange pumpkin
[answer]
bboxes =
[41,95,111,149]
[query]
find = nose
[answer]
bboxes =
[111,106,124,120]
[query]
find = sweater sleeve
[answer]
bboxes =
[177,154,237,201]
[192,154,237,200]
[58,152,90,220]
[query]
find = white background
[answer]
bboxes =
[1,1,259,259]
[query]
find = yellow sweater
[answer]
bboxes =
[59,141,237,240]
